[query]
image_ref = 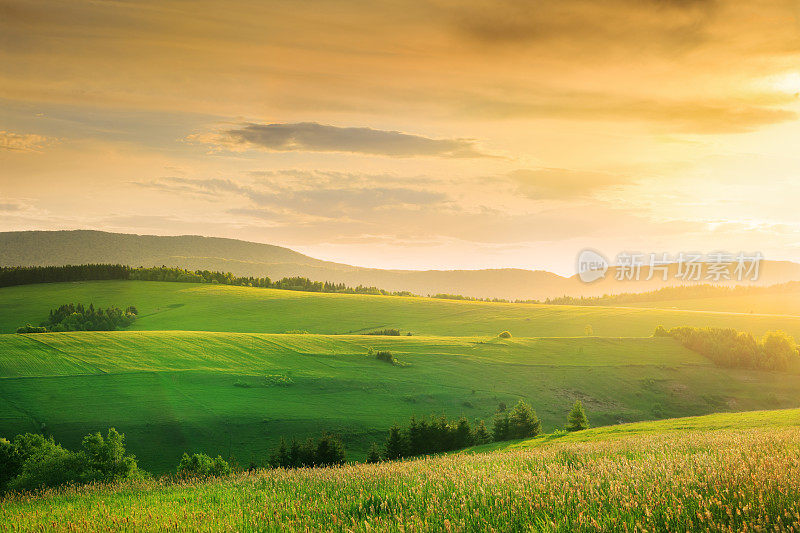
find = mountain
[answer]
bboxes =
[2,230,800,300]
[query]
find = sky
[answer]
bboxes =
[2,0,800,275]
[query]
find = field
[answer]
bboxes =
[4,280,800,338]
[2,409,799,532]
[3,280,800,473]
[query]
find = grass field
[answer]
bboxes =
[3,280,800,472]
[4,280,800,337]
[2,329,800,472]
[2,409,799,532]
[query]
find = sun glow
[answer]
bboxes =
[768,72,800,94]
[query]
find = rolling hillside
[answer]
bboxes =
[3,280,800,472]
[4,230,800,300]
[3,409,799,531]
[5,280,800,338]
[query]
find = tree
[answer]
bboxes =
[473,420,492,445]
[315,433,346,466]
[80,428,138,481]
[498,331,512,339]
[508,400,541,439]
[454,416,473,449]
[384,424,406,460]
[366,442,382,463]
[177,453,231,477]
[761,331,796,371]
[566,400,590,432]
[492,411,510,441]
[270,438,289,468]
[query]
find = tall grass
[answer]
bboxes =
[2,427,798,532]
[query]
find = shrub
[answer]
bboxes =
[177,453,231,478]
[375,351,402,365]
[15,324,47,334]
[498,331,512,339]
[653,325,670,337]
[566,400,590,431]
[264,374,294,386]
[2,429,138,493]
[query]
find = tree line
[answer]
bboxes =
[0,264,414,297]
[655,325,799,371]
[0,401,589,493]
[379,400,589,461]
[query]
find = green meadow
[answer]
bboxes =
[3,280,800,337]
[2,409,799,532]
[2,280,800,473]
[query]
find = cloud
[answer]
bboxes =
[136,174,450,221]
[508,168,634,199]
[0,131,51,152]
[189,122,489,158]
[0,201,25,212]
[461,92,798,134]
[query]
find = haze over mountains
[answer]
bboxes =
[3,230,800,300]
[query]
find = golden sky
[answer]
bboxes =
[2,0,800,273]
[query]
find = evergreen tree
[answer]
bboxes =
[384,424,406,460]
[566,400,590,432]
[454,416,473,449]
[473,420,492,445]
[366,442,382,463]
[492,411,510,441]
[508,400,541,439]
[315,433,346,466]
[288,439,301,468]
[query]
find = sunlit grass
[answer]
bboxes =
[2,421,799,532]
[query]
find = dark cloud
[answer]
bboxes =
[434,0,718,50]
[192,122,489,158]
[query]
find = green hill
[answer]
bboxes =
[3,280,800,472]
[2,329,800,472]
[2,409,798,532]
[4,280,800,337]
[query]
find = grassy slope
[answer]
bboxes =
[2,409,799,532]
[4,280,800,337]
[2,331,800,472]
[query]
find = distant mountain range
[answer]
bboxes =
[2,230,800,300]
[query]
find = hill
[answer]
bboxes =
[2,328,800,472]
[4,280,800,338]
[4,230,800,300]
[2,409,798,531]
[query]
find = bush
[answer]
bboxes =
[653,325,670,337]
[2,428,139,493]
[498,331,512,339]
[374,351,406,366]
[177,453,231,478]
[15,324,47,334]
[264,374,294,386]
